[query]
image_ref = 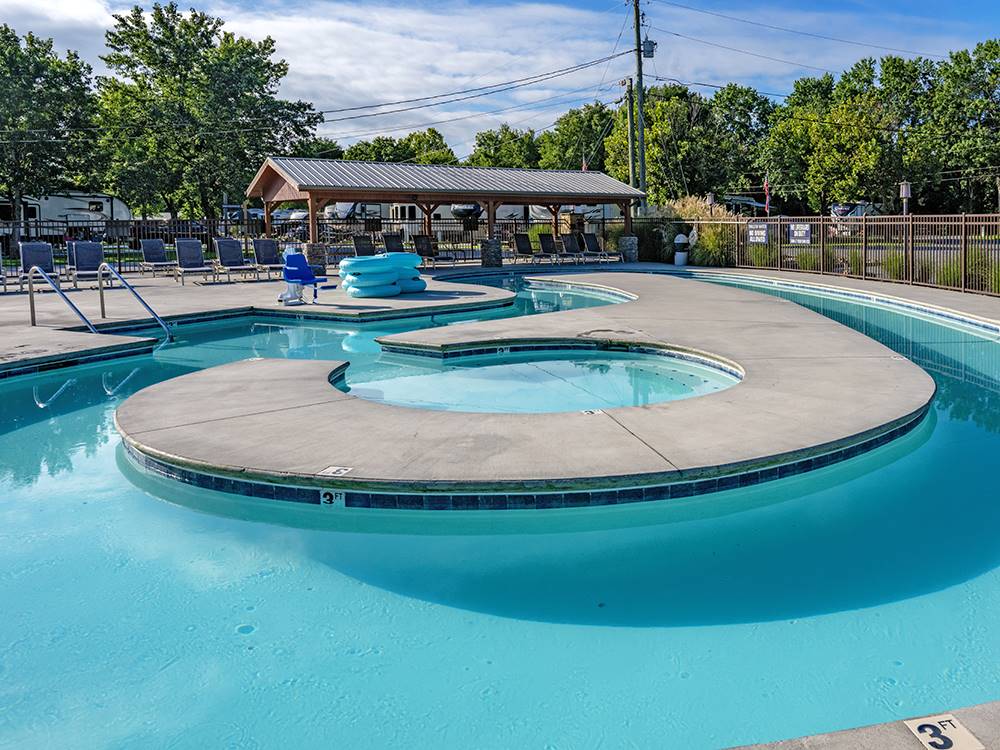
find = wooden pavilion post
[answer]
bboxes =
[547,204,561,238]
[486,200,497,238]
[622,201,633,234]
[307,193,319,243]
[263,201,273,237]
[418,203,439,236]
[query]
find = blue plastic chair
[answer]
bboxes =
[283,252,328,302]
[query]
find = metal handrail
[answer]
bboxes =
[97,263,173,342]
[27,266,98,333]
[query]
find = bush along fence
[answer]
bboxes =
[670,214,1000,297]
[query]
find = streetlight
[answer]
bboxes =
[899,181,912,216]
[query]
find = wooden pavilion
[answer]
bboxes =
[245,157,644,243]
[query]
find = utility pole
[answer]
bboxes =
[632,0,648,210]
[622,78,636,189]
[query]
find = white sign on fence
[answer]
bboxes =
[788,222,812,244]
[747,222,769,244]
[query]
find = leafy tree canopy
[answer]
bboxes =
[537,102,613,171]
[98,2,320,218]
[464,124,540,168]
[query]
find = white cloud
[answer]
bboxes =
[0,0,983,152]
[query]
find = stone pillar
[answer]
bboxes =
[480,237,503,268]
[303,242,327,273]
[619,235,639,263]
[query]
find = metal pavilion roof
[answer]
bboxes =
[247,157,644,202]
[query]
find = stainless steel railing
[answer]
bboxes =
[26,266,98,333]
[97,263,172,342]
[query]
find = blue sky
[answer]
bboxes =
[0,0,993,155]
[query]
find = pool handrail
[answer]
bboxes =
[97,263,173,342]
[26,265,99,334]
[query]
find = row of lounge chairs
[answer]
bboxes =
[2,238,288,292]
[138,238,286,285]
[348,231,620,267]
[511,232,620,264]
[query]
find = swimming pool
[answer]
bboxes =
[2,274,1000,748]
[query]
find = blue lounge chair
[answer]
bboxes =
[67,241,113,288]
[139,238,177,277]
[213,238,259,282]
[252,238,284,279]
[18,242,60,291]
[173,238,215,285]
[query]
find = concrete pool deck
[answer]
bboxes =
[113,272,934,501]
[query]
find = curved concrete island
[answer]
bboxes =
[116,273,936,510]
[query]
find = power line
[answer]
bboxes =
[648,74,790,99]
[647,0,947,59]
[648,26,837,73]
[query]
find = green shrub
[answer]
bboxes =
[966,249,1000,293]
[607,220,676,263]
[883,251,907,280]
[937,260,962,288]
[748,244,777,267]
[914,259,934,284]
[795,250,819,271]
[848,249,864,276]
[690,224,733,267]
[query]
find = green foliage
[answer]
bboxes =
[796,250,820,271]
[605,83,773,207]
[748,245,778,268]
[883,251,907,280]
[915,259,935,284]
[937,260,963,287]
[967,248,1000,293]
[465,124,539,168]
[344,129,455,165]
[0,25,94,226]
[537,102,613,171]
[292,137,343,159]
[606,221,675,262]
[690,224,733,267]
[848,249,864,276]
[98,2,320,218]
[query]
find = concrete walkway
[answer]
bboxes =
[115,273,934,494]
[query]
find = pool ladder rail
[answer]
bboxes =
[27,263,173,344]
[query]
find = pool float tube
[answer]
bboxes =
[383,252,422,269]
[347,283,401,298]
[341,270,399,288]
[397,277,427,293]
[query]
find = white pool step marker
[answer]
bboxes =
[319,466,353,477]
[904,714,984,750]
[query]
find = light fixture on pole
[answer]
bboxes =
[899,181,912,216]
[706,192,715,217]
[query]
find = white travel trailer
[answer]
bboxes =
[0,191,133,223]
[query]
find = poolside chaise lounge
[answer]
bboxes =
[213,238,259,282]
[139,238,177,277]
[413,234,455,267]
[512,233,538,263]
[537,233,563,264]
[252,238,285,279]
[352,235,377,256]
[559,233,587,264]
[17,242,60,291]
[382,233,406,253]
[67,241,113,288]
[582,232,619,262]
[173,238,216,285]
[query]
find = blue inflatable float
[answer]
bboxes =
[338,252,426,298]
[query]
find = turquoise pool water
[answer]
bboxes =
[345,350,738,412]
[2,275,1000,748]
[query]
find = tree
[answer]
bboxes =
[292,137,344,159]
[342,129,456,164]
[98,3,320,218]
[465,124,539,168]
[0,25,94,234]
[343,135,414,163]
[537,102,613,171]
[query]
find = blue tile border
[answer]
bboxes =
[122,402,929,512]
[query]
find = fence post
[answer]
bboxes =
[819,217,826,273]
[861,214,868,279]
[907,214,913,284]
[961,213,967,291]
[776,216,783,269]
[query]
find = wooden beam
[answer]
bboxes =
[486,200,497,239]
[307,193,319,244]
[622,202,632,234]
[264,201,273,238]
[546,204,561,238]
[418,203,440,236]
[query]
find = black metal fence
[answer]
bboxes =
[0,215,630,273]
[685,214,1000,297]
[4,214,1000,297]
